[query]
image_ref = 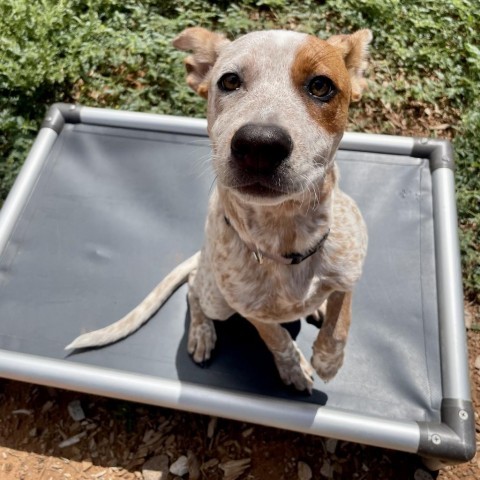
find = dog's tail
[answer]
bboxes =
[65,251,200,350]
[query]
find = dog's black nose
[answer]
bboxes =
[231,123,292,172]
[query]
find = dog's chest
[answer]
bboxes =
[212,239,332,322]
[204,190,365,322]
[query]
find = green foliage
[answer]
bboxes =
[0,0,479,299]
[454,109,480,301]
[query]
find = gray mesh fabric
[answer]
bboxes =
[0,122,441,423]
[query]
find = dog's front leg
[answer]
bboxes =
[187,286,217,365]
[249,319,314,393]
[187,254,235,365]
[311,290,352,382]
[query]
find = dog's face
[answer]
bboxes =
[174,28,372,205]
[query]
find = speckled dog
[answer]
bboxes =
[66,27,371,392]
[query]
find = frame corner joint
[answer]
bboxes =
[412,137,455,172]
[417,399,476,466]
[41,103,81,133]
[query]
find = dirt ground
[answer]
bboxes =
[0,305,479,480]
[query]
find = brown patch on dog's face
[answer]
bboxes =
[291,36,351,135]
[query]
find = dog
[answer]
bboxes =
[66,27,371,393]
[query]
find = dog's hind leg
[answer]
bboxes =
[249,319,314,393]
[311,290,352,382]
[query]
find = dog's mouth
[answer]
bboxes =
[221,166,307,201]
[234,182,287,198]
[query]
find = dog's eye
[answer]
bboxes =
[218,73,242,92]
[307,76,336,101]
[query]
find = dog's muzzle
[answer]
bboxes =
[230,123,293,173]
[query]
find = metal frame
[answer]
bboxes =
[0,104,474,465]
[0,349,420,453]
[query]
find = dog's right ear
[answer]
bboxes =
[173,27,230,99]
[326,29,373,102]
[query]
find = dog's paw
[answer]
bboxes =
[274,343,314,393]
[188,318,217,364]
[311,341,344,383]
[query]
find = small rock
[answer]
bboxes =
[414,469,434,480]
[170,456,189,477]
[142,454,169,480]
[67,400,85,421]
[241,427,254,438]
[298,461,312,480]
[325,438,337,454]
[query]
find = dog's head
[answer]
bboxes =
[173,28,372,205]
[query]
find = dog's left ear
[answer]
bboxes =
[327,29,373,102]
[173,27,231,99]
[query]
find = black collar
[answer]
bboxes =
[224,216,329,265]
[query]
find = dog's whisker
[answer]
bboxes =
[185,138,212,147]
[299,173,314,213]
[302,177,310,212]
[309,181,318,213]
[309,174,321,212]
[305,179,313,214]
[192,152,212,166]
[208,175,218,197]
[192,162,214,181]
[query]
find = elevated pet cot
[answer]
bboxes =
[0,104,474,468]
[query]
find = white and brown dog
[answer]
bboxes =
[66,27,371,393]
